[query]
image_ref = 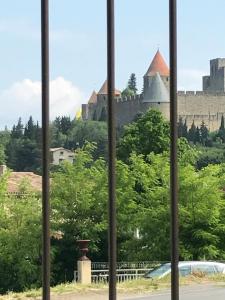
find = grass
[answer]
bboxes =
[1,274,225,299]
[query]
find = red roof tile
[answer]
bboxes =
[145,50,169,77]
[7,172,42,193]
[88,90,97,104]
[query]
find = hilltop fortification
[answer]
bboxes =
[82,50,225,131]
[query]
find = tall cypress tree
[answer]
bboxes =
[200,121,209,146]
[220,115,225,130]
[195,127,201,144]
[178,117,183,138]
[128,73,137,94]
[24,116,35,140]
[11,118,24,139]
[188,121,196,142]
[218,115,225,142]
[183,119,188,139]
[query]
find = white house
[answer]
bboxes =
[50,147,74,165]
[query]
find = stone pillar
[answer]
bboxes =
[77,240,91,284]
[0,165,7,176]
[77,260,91,284]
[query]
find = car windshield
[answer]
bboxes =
[146,263,171,278]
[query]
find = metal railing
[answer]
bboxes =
[74,268,149,284]
[40,0,179,299]
[91,261,162,270]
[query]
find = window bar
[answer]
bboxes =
[107,0,117,299]
[41,1,50,299]
[169,0,179,300]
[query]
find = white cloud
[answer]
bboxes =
[178,69,207,91]
[0,77,85,129]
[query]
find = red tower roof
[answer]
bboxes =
[88,90,97,104]
[98,80,121,96]
[145,50,169,77]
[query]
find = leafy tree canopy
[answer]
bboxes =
[118,109,170,161]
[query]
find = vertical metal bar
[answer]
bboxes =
[41,1,50,299]
[169,0,179,300]
[107,0,117,300]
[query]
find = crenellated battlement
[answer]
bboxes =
[116,94,143,103]
[177,90,225,96]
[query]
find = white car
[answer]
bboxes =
[144,261,225,279]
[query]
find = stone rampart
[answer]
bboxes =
[178,92,225,131]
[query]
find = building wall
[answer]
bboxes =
[51,149,74,165]
[177,91,225,130]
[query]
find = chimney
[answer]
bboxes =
[0,165,7,176]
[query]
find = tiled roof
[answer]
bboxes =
[98,80,121,96]
[145,50,169,77]
[50,147,73,153]
[7,172,42,193]
[88,91,97,104]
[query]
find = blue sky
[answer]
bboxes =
[0,0,225,128]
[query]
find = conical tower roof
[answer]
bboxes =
[145,50,169,77]
[143,72,169,103]
[88,90,97,104]
[98,80,121,96]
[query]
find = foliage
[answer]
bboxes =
[118,109,170,161]
[0,174,42,293]
[50,143,137,282]
[3,116,107,173]
[121,73,137,97]
[128,73,137,94]
[2,109,225,294]
[121,87,135,97]
[196,145,225,169]
[5,117,41,172]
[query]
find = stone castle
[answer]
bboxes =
[82,50,225,131]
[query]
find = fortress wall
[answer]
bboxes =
[116,96,142,127]
[85,91,225,132]
[178,92,225,130]
[82,104,88,120]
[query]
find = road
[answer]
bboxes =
[50,284,225,300]
[123,284,225,300]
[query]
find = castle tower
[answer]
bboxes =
[97,79,121,98]
[88,91,97,104]
[143,72,169,103]
[203,58,225,92]
[143,50,170,96]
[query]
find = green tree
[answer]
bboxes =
[121,87,135,97]
[188,121,196,143]
[128,73,137,94]
[200,121,209,146]
[195,126,201,144]
[51,144,138,281]
[24,116,36,140]
[178,117,183,138]
[11,118,24,139]
[217,115,225,143]
[65,120,108,159]
[183,119,188,139]
[0,175,42,293]
[0,145,6,164]
[121,73,137,97]
[118,109,170,162]
[179,164,225,259]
